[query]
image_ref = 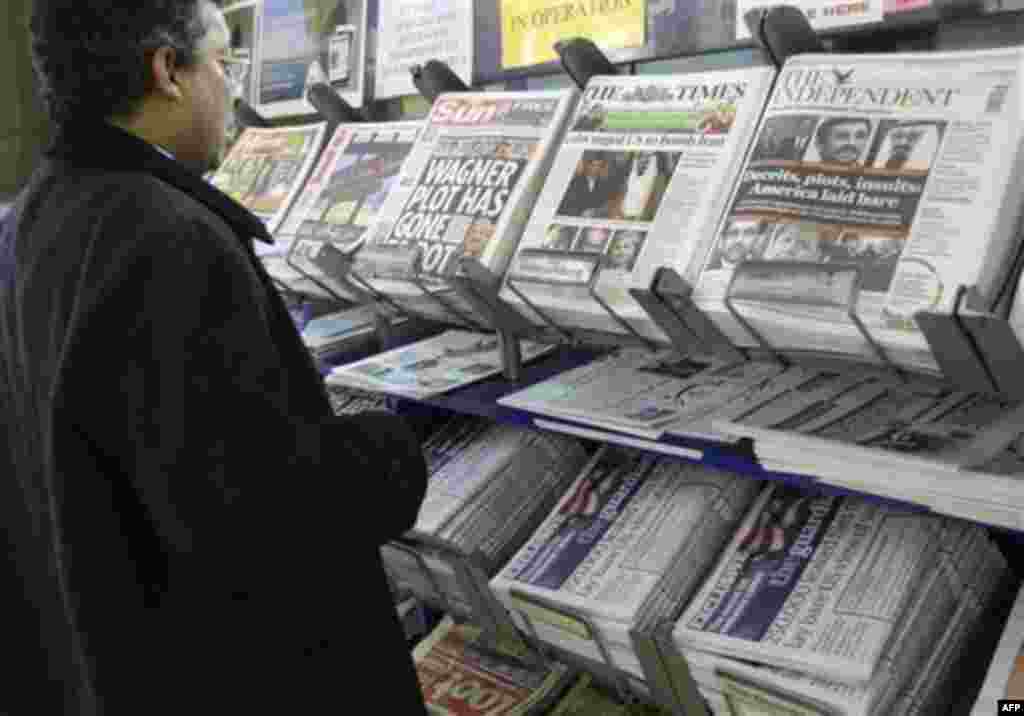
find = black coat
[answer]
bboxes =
[0,122,428,715]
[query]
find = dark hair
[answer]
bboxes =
[30,0,211,125]
[815,116,871,145]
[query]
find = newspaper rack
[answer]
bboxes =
[554,37,619,90]
[410,60,470,104]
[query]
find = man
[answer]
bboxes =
[2,1,428,713]
[877,121,932,170]
[558,153,616,218]
[814,117,872,166]
[763,223,822,262]
[713,218,771,269]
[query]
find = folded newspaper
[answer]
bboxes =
[499,67,776,342]
[357,90,578,325]
[673,484,943,685]
[691,47,1024,373]
[490,445,761,677]
[278,121,421,299]
[413,616,573,716]
[714,391,1024,528]
[326,330,555,398]
[681,517,1006,716]
[498,347,788,441]
[208,123,328,252]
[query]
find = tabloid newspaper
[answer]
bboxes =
[498,347,787,440]
[208,123,328,251]
[673,484,942,685]
[490,446,761,674]
[356,90,578,324]
[413,616,571,716]
[691,47,1024,373]
[325,330,555,398]
[498,68,776,341]
[278,122,421,299]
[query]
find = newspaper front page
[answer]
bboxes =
[692,48,1024,372]
[492,446,759,627]
[674,484,942,685]
[499,68,776,341]
[208,123,328,249]
[357,90,577,323]
[278,122,421,298]
[413,616,570,716]
[326,330,555,398]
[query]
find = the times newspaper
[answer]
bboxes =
[499,68,775,341]
[208,123,328,248]
[692,48,1024,373]
[357,91,577,324]
[325,329,555,398]
[673,484,942,686]
[413,616,570,716]
[279,122,421,299]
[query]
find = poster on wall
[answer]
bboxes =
[257,0,367,116]
[498,0,645,69]
[734,0,882,39]
[375,0,474,100]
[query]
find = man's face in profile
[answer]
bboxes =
[818,120,870,164]
[720,221,764,264]
[887,125,926,163]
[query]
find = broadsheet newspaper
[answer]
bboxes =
[673,484,942,685]
[692,48,1024,373]
[278,122,421,298]
[208,123,328,251]
[490,446,760,674]
[326,330,555,398]
[413,616,570,716]
[357,90,578,324]
[499,68,776,341]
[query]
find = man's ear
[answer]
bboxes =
[150,46,184,102]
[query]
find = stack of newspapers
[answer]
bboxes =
[489,445,761,679]
[326,329,555,399]
[689,47,1024,374]
[672,484,1007,715]
[713,389,1024,529]
[356,90,578,326]
[412,616,574,716]
[500,66,776,343]
[326,383,393,416]
[383,415,588,611]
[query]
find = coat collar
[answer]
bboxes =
[46,122,273,244]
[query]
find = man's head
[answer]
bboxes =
[815,117,871,165]
[886,122,928,165]
[585,155,610,179]
[764,223,821,261]
[719,219,769,265]
[31,0,235,173]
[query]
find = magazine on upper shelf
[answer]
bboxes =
[355,89,579,324]
[325,329,555,398]
[673,484,943,686]
[498,68,777,342]
[413,616,573,716]
[691,47,1024,373]
[208,123,328,253]
[279,121,422,299]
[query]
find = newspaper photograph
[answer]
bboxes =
[326,330,555,398]
[674,485,941,685]
[279,122,420,295]
[413,616,569,716]
[693,48,1024,372]
[493,446,755,626]
[499,68,776,341]
[208,123,328,243]
[359,90,577,299]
